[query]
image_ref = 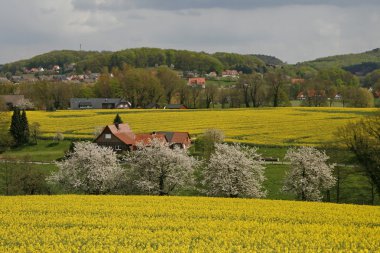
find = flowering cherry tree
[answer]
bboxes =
[49,142,124,194]
[203,143,266,198]
[282,146,336,201]
[124,139,198,195]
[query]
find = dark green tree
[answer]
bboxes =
[9,108,23,145]
[20,110,29,144]
[113,113,123,125]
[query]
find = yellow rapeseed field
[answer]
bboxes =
[25,107,376,146]
[0,195,379,252]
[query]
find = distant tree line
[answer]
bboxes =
[1,48,267,75]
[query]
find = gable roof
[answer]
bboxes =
[155,131,190,145]
[135,133,167,146]
[164,104,188,109]
[95,123,136,145]
[171,132,191,144]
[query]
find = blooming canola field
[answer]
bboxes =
[26,107,376,146]
[0,195,379,252]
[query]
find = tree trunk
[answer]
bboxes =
[244,89,250,108]
[273,86,279,107]
[336,166,340,203]
[159,174,165,196]
[301,166,306,201]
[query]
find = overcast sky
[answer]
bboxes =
[0,0,379,64]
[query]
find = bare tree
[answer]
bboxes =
[49,142,124,194]
[203,143,266,198]
[124,139,198,195]
[264,70,287,107]
[282,147,336,201]
[204,84,218,108]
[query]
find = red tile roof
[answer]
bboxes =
[135,133,167,145]
[106,123,136,145]
[171,132,191,146]
[188,78,206,85]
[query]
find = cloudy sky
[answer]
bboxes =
[0,0,379,64]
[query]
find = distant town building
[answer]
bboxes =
[207,72,218,78]
[188,77,206,88]
[222,70,240,78]
[70,98,131,110]
[164,104,188,109]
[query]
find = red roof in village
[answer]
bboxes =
[108,123,133,134]
[222,70,240,76]
[95,123,191,148]
[188,78,206,85]
[113,132,136,145]
[171,132,191,145]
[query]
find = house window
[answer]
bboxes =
[105,134,111,139]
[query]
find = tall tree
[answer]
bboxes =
[203,143,266,198]
[124,139,198,196]
[113,113,123,125]
[264,69,287,107]
[156,66,183,104]
[203,84,218,108]
[49,142,124,194]
[282,147,336,201]
[20,110,29,144]
[9,108,23,146]
[338,114,380,201]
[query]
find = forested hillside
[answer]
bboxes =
[303,48,380,74]
[1,48,268,75]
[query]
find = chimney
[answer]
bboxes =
[115,123,119,130]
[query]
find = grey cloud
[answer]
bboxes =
[71,0,380,11]
[1,0,380,65]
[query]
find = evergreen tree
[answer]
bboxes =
[113,113,123,125]
[20,110,29,144]
[9,108,22,145]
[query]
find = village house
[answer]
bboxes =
[222,70,240,78]
[94,123,191,152]
[70,98,131,110]
[188,77,206,88]
[206,72,217,78]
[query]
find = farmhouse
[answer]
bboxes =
[188,77,206,88]
[94,123,191,151]
[70,98,131,110]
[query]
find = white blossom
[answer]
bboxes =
[123,138,198,195]
[49,142,124,194]
[203,143,266,198]
[282,146,336,201]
